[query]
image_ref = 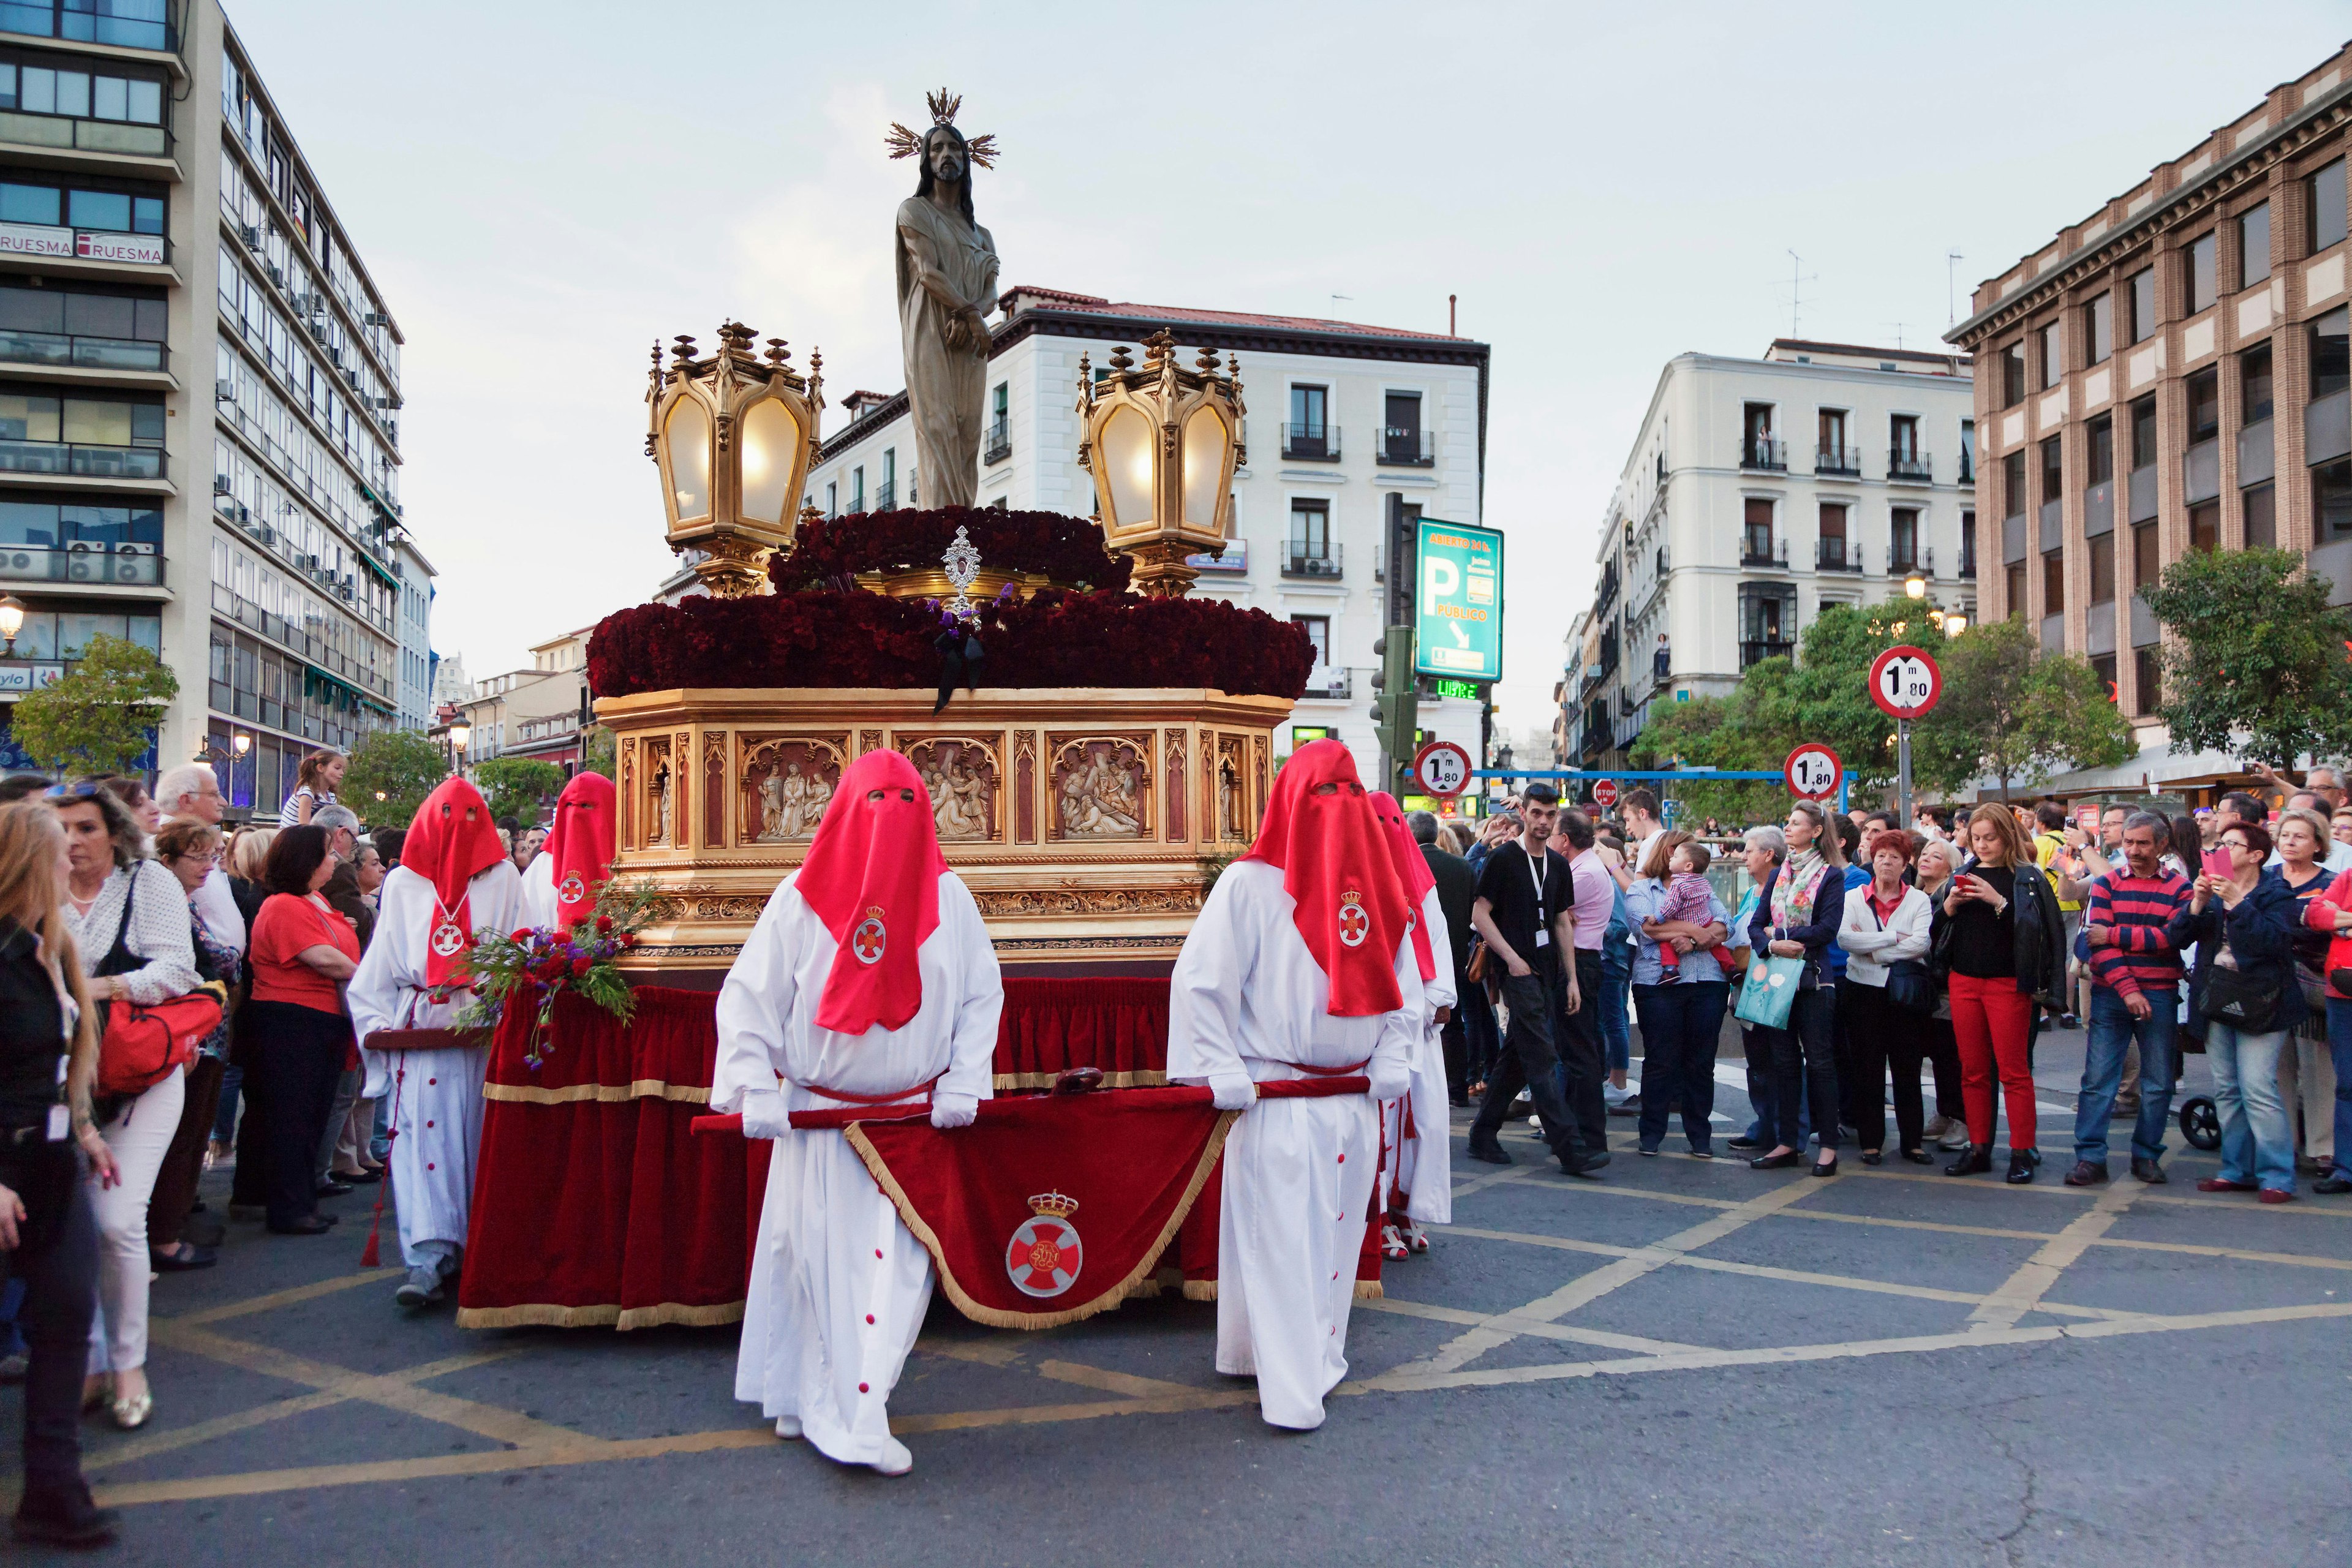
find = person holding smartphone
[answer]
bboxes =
[1936,805,2066,1183]
[2177,821,2303,1202]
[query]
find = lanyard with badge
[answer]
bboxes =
[1527,846,1551,948]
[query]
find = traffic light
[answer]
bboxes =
[1369,625,1419,790]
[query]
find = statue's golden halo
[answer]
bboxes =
[885,86,998,168]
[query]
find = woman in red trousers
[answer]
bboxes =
[1937,804,2067,1184]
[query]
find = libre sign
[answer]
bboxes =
[1414,517,1503,683]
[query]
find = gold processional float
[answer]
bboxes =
[597,307,1295,973]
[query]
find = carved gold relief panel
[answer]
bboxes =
[1213,735,1248,844]
[902,734,1001,842]
[1050,733,1153,842]
[740,734,848,844]
[643,737,673,847]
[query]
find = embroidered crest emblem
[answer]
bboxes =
[1337,889,1368,949]
[430,921,466,959]
[1005,1191,1082,1298]
[557,872,586,906]
[851,905,887,965]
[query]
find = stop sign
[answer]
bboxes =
[1591,778,1619,809]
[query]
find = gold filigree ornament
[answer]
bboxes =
[886,88,1000,168]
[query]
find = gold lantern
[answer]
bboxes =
[1075,329,1244,598]
[646,321,824,598]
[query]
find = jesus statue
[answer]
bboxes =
[889,90,1000,511]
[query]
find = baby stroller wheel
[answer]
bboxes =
[2179,1095,2222,1152]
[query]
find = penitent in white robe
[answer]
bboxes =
[517,853,559,930]
[1385,885,1457,1226]
[712,870,1002,1468]
[1167,861,1420,1430]
[348,859,526,1273]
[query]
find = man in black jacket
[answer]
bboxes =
[1409,810,1477,1102]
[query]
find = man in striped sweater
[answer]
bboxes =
[2068,811,2193,1186]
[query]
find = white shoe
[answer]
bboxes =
[774,1414,802,1440]
[1938,1125,1973,1151]
[1921,1115,1955,1140]
[1380,1223,1408,1262]
[870,1438,914,1476]
[1401,1218,1430,1254]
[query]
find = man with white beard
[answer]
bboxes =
[713,749,1001,1477]
[1168,739,1419,1431]
[348,777,524,1309]
[1369,791,1455,1256]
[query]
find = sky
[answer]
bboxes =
[228,0,2352,731]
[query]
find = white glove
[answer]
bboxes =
[738,1090,790,1142]
[1208,1074,1257,1112]
[930,1091,978,1129]
[1367,1071,1412,1104]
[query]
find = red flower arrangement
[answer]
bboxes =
[773,506,1134,594]
[587,587,1313,700]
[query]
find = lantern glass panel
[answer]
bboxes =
[666,398,712,518]
[1180,407,1226,531]
[1102,405,1154,529]
[739,398,798,526]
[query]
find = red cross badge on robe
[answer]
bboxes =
[1338,890,1368,949]
[1005,1191,1083,1298]
[557,872,586,907]
[430,921,466,959]
[851,907,888,965]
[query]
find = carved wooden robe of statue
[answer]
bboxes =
[894,194,998,510]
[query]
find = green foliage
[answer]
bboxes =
[10,634,175,777]
[342,729,448,828]
[2140,546,2352,770]
[472,756,567,826]
[457,878,663,1065]
[1909,616,2133,799]
[579,725,616,780]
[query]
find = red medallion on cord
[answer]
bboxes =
[1005,1191,1083,1298]
[557,872,586,907]
[403,777,505,990]
[852,907,888,965]
[1243,739,1406,1016]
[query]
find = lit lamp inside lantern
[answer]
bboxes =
[646,322,823,598]
[0,592,21,656]
[1076,330,1245,598]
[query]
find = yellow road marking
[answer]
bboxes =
[1970,1179,2140,1329]
[1031,1359,1204,1399]
[167,1268,402,1327]
[1359,1294,1706,1355]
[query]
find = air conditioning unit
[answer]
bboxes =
[363,311,390,327]
[215,379,236,403]
[232,502,250,525]
[1,550,33,572]
[212,473,233,495]
[238,224,262,251]
[254,524,276,547]
[115,542,154,557]
[66,553,97,581]
[306,321,328,344]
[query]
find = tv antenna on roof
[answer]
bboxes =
[1882,322,1910,350]
[1947,249,1964,327]
[1780,251,1818,337]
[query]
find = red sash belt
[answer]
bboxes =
[687,1075,1371,1139]
[1264,1055,1372,1078]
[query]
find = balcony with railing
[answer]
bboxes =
[0,541,159,586]
[1741,435,1786,471]
[1887,543,1926,577]
[1959,535,1976,578]
[873,480,894,512]
[1300,666,1352,700]
[1817,538,1861,572]
[1741,639,1795,668]
[1742,534,1787,569]
[984,418,1011,465]
[1815,443,1860,477]
[0,328,164,373]
[1283,541,1342,579]
[1596,558,1619,612]
[1888,448,1933,484]
[0,439,162,479]
[1959,450,1975,485]
[0,0,172,49]
[1281,423,1339,461]
[1379,427,1434,466]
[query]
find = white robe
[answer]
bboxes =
[714,870,1001,1468]
[518,853,559,929]
[1385,885,1457,1226]
[347,859,526,1272]
[1167,861,1420,1430]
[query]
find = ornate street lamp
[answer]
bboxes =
[0,593,21,655]
[1074,329,1245,598]
[646,321,824,598]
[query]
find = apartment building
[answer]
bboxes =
[1950,42,2352,792]
[458,626,592,778]
[1566,340,1977,771]
[789,286,1493,783]
[0,2,423,808]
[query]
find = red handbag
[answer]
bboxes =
[91,862,224,1099]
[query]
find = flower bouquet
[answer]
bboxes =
[455,879,663,1069]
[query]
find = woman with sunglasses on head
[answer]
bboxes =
[50,780,198,1434]
[1937,804,2067,1183]
[2179,820,2304,1201]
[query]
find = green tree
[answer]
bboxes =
[1910,616,2135,800]
[2139,545,2352,769]
[10,634,176,777]
[579,725,616,780]
[343,729,449,828]
[473,756,565,826]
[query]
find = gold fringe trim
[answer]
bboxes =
[481,1079,712,1106]
[990,1069,1169,1091]
[1355,1280,1384,1300]
[454,1298,745,1331]
[845,1109,1239,1332]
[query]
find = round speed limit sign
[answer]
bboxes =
[1784,743,1842,802]
[1412,740,1472,798]
[1868,644,1943,720]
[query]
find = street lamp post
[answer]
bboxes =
[448,720,472,777]
[0,593,23,657]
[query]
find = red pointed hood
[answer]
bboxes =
[1242,739,1406,1016]
[404,777,505,988]
[544,771,617,930]
[1370,791,1437,983]
[795,749,951,1036]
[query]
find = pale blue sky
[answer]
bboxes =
[229,0,2352,729]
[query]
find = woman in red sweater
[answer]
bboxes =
[242,827,360,1234]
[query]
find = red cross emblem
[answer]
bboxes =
[557,872,586,907]
[1337,891,1368,949]
[851,911,887,965]
[1005,1193,1083,1298]
[430,921,466,959]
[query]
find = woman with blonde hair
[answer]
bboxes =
[0,802,122,1545]
[1746,799,1847,1176]
[1936,802,2066,1183]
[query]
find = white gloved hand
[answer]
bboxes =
[930,1091,978,1129]
[738,1090,790,1142]
[1368,1071,1411,1104]
[1209,1074,1257,1112]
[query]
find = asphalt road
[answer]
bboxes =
[9,1023,2351,1568]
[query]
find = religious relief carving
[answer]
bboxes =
[1215,736,1247,843]
[674,732,693,847]
[972,885,1204,917]
[652,884,771,924]
[644,739,672,847]
[903,736,1000,841]
[741,735,846,843]
[1051,734,1151,841]
[620,737,637,850]
[703,732,728,849]
[859,728,886,757]
[1163,728,1186,841]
